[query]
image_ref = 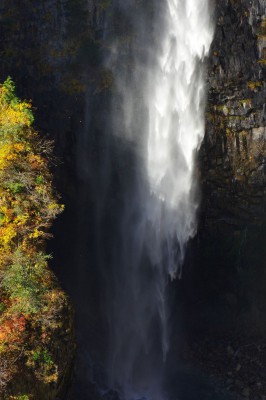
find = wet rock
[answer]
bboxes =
[202,0,266,233]
[103,389,121,400]
[242,387,250,397]
[236,364,242,372]
[197,0,266,338]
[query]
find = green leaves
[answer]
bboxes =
[35,175,44,185]
[31,348,53,367]
[0,213,5,226]
[0,78,70,397]
[2,76,16,102]
[6,182,25,194]
[1,251,51,315]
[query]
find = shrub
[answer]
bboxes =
[0,78,69,398]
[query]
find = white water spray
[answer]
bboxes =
[145,0,214,278]
[106,0,214,397]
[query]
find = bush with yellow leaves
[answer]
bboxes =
[0,78,74,399]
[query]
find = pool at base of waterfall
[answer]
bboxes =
[67,362,236,400]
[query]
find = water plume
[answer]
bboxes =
[102,0,214,398]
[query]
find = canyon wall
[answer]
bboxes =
[196,0,266,333]
[0,0,265,397]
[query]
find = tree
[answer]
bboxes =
[0,78,73,399]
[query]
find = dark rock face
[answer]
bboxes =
[195,0,266,333]
[203,0,266,229]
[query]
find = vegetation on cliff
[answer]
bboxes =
[0,78,74,399]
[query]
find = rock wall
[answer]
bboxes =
[195,0,266,332]
[202,0,266,230]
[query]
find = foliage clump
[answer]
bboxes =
[0,78,73,399]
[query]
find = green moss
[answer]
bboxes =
[257,17,266,37]
[214,104,226,112]
[99,0,111,10]
[239,99,252,106]
[206,112,215,123]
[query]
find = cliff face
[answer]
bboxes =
[203,0,266,229]
[196,0,266,332]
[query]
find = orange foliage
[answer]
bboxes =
[0,78,67,397]
[0,315,26,345]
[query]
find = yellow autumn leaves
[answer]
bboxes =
[0,77,62,260]
[0,78,68,397]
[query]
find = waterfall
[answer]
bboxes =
[93,0,214,398]
[146,0,214,278]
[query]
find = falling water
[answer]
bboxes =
[144,0,214,282]
[100,0,214,399]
